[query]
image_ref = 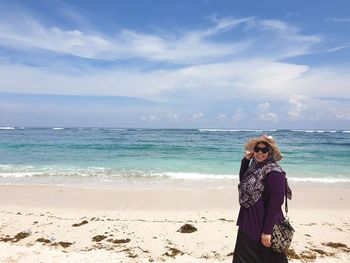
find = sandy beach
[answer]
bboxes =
[0,182,349,263]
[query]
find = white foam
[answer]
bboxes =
[288,177,350,183]
[1,172,39,178]
[291,130,340,133]
[342,131,350,133]
[0,166,349,184]
[0,127,15,130]
[160,172,237,180]
[198,129,276,132]
[199,129,239,132]
[52,128,64,130]
[0,164,35,171]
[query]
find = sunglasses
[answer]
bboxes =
[254,146,269,154]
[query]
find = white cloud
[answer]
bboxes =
[256,103,279,122]
[142,115,160,122]
[257,19,323,58]
[232,108,245,122]
[326,17,350,23]
[204,16,254,37]
[0,15,251,64]
[166,113,179,121]
[257,102,270,112]
[1,59,349,104]
[331,108,350,120]
[0,13,335,103]
[0,13,325,64]
[287,96,307,120]
[216,113,227,120]
[258,112,279,122]
[286,67,350,98]
[193,113,204,120]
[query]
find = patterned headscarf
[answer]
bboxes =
[238,146,284,208]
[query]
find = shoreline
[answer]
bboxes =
[1,177,350,189]
[0,183,349,262]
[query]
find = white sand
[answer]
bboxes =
[0,183,349,262]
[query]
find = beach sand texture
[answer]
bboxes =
[0,183,349,263]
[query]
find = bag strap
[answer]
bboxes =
[284,185,288,215]
[284,179,291,218]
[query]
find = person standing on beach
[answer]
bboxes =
[232,135,289,263]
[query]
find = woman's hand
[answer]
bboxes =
[245,151,254,160]
[261,233,271,248]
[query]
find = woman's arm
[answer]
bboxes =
[262,171,285,234]
[261,171,286,247]
[239,157,251,181]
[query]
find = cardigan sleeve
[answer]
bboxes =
[239,158,250,181]
[262,171,286,234]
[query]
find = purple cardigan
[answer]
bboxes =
[236,158,285,244]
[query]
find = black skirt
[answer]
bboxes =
[232,230,288,263]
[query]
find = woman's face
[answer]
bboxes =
[253,142,269,163]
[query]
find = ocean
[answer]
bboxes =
[0,127,349,188]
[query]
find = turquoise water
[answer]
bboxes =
[0,127,349,187]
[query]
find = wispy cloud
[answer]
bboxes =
[1,58,349,106]
[325,17,350,23]
[0,11,325,65]
[0,14,252,64]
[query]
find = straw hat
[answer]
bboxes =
[244,134,283,161]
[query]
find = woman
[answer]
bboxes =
[232,135,289,263]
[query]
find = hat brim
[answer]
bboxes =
[244,135,283,161]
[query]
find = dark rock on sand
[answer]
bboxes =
[36,238,51,243]
[107,238,131,244]
[163,247,184,257]
[299,250,316,260]
[12,231,31,242]
[322,242,348,249]
[177,224,197,233]
[53,241,73,248]
[322,242,350,253]
[0,235,13,242]
[92,235,107,242]
[218,218,234,222]
[72,220,89,227]
[286,248,301,260]
[122,248,137,258]
[310,248,333,256]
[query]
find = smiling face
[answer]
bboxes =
[253,142,269,163]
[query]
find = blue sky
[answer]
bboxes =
[0,0,349,128]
